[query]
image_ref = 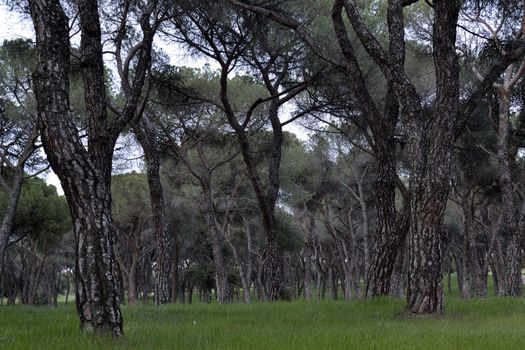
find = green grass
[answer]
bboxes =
[1,296,525,349]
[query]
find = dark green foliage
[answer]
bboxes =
[0,177,71,247]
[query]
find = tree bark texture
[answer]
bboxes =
[331,1,405,298]
[406,0,460,314]
[29,0,124,335]
[497,82,523,296]
[132,115,172,304]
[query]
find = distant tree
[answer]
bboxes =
[112,172,155,305]
[1,177,71,305]
[0,39,46,301]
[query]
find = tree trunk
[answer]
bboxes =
[200,182,229,303]
[0,170,24,301]
[228,234,251,303]
[132,115,172,305]
[365,128,401,298]
[497,84,523,296]
[406,0,460,314]
[65,273,71,306]
[255,253,265,301]
[127,255,139,305]
[490,232,507,297]
[243,217,253,303]
[30,0,155,334]
[221,72,285,300]
[389,233,408,298]
[29,0,123,334]
[299,209,315,300]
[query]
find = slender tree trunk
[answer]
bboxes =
[127,255,139,305]
[491,234,507,297]
[299,210,315,300]
[460,212,472,299]
[200,182,229,303]
[132,115,172,305]
[0,171,24,301]
[172,238,180,303]
[497,84,523,296]
[228,236,251,303]
[243,218,253,303]
[221,71,285,300]
[65,273,71,306]
[316,270,322,300]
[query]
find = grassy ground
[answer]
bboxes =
[0,296,524,349]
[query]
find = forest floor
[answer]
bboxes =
[0,296,524,349]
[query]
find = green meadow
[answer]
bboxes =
[0,296,524,350]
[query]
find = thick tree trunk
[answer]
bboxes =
[29,0,123,335]
[30,0,155,334]
[389,234,408,298]
[406,0,460,314]
[365,114,402,298]
[71,190,123,333]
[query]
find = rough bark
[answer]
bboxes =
[331,1,406,298]
[29,0,156,335]
[132,115,172,305]
[406,0,460,314]
[496,77,523,296]
[227,0,525,306]
[29,0,123,334]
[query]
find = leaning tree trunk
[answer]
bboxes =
[221,70,285,300]
[330,2,405,299]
